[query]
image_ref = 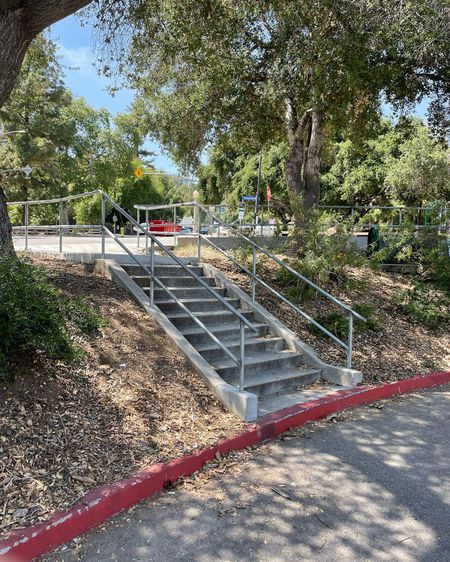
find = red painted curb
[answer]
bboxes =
[1,370,449,561]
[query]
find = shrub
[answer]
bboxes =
[393,282,450,330]
[369,208,450,293]
[0,253,103,380]
[310,302,381,340]
[276,212,366,301]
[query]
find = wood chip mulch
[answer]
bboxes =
[0,256,242,539]
[201,253,450,384]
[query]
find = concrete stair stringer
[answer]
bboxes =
[94,258,258,422]
[201,262,363,387]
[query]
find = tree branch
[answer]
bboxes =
[24,0,93,37]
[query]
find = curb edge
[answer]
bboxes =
[1,370,449,561]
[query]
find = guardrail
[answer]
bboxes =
[7,190,257,392]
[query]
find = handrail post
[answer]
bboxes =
[198,233,202,262]
[347,312,353,369]
[136,208,140,248]
[252,246,257,303]
[173,206,177,245]
[145,209,149,255]
[239,320,245,392]
[59,200,64,253]
[24,202,29,251]
[101,194,106,257]
[150,238,155,307]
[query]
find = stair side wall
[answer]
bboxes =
[201,262,363,387]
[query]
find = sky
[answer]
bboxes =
[49,14,178,173]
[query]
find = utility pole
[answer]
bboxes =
[254,152,262,233]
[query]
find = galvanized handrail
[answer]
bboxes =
[103,227,246,376]
[103,193,255,333]
[200,235,348,350]
[195,203,365,368]
[197,204,365,319]
[7,190,255,392]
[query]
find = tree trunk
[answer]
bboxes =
[0,0,92,254]
[285,133,304,232]
[0,186,13,253]
[303,109,324,208]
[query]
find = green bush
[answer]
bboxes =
[310,302,381,340]
[369,209,450,293]
[276,212,366,301]
[0,253,103,379]
[393,282,450,330]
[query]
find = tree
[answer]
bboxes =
[385,123,450,206]
[322,117,450,208]
[114,0,449,236]
[0,0,93,252]
[0,34,75,226]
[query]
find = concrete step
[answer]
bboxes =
[241,368,321,396]
[166,309,254,328]
[123,264,204,277]
[153,286,227,299]
[132,275,218,288]
[212,350,303,379]
[196,336,285,362]
[181,322,270,345]
[155,297,240,313]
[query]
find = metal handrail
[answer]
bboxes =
[103,193,255,333]
[196,203,365,322]
[7,190,102,206]
[103,227,242,368]
[200,235,348,350]
[7,189,255,391]
[194,202,366,368]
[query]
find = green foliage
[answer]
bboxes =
[310,303,380,340]
[0,254,103,380]
[321,116,450,208]
[393,283,450,330]
[276,213,366,301]
[1,34,183,228]
[369,209,450,293]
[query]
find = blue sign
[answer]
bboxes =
[242,195,257,202]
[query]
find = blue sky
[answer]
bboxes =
[50,14,178,173]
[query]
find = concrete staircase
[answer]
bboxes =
[122,262,323,398]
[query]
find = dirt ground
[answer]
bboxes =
[0,256,242,539]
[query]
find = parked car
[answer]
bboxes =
[133,219,180,235]
[200,226,209,235]
[179,226,193,234]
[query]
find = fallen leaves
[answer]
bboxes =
[0,256,242,539]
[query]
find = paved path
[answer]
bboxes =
[45,388,450,562]
[13,235,147,255]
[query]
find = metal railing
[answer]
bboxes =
[7,190,256,392]
[194,203,366,369]
[8,191,368,370]
[130,200,368,368]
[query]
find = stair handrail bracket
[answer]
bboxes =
[195,202,366,369]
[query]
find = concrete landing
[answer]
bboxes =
[257,383,351,416]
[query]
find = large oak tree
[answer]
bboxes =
[115,0,449,230]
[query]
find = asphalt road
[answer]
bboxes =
[45,387,450,562]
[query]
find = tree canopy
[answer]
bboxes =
[102,0,450,222]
